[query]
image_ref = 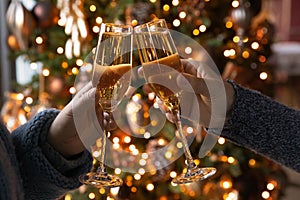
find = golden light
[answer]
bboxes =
[92,151,100,158]
[88,192,96,199]
[199,25,207,32]
[172,0,179,6]
[163,4,170,12]
[69,87,76,94]
[131,19,138,26]
[149,0,157,3]
[176,142,183,148]
[223,190,238,200]
[218,137,226,144]
[179,11,186,19]
[259,55,266,63]
[64,194,72,200]
[72,67,79,75]
[138,168,146,175]
[134,173,141,180]
[57,47,64,54]
[228,156,235,164]
[131,187,137,192]
[129,144,136,151]
[249,159,256,167]
[229,49,236,56]
[193,29,200,36]
[132,149,139,155]
[139,159,147,166]
[58,18,66,26]
[173,19,181,27]
[89,5,96,12]
[261,191,270,199]
[186,127,194,134]
[42,69,50,76]
[30,62,38,70]
[113,143,120,149]
[243,37,249,43]
[267,182,275,190]
[96,17,103,24]
[76,59,84,66]
[35,36,43,44]
[114,168,121,174]
[233,36,240,43]
[251,42,260,50]
[194,159,200,165]
[170,171,177,178]
[242,51,250,59]
[61,61,68,69]
[259,72,268,80]
[93,26,100,33]
[142,153,149,159]
[158,138,166,146]
[124,136,131,143]
[165,151,172,159]
[110,187,120,196]
[144,132,151,139]
[99,188,106,194]
[232,0,239,8]
[146,183,154,191]
[113,137,120,143]
[171,181,177,186]
[225,21,233,28]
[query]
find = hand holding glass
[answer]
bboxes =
[134,19,216,184]
[79,23,132,188]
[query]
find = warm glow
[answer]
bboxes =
[179,11,186,19]
[42,69,50,76]
[232,0,239,8]
[131,187,137,192]
[172,0,180,6]
[115,168,121,174]
[35,36,43,44]
[139,159,147,166]
[69,87,76,94]
[233,36,240,43]
[259,72,268,80]
[88,192,96,199]
[149,0,157,3]
[193,29,200,36]
[99,188,106,194]
[96,17,103,24]
[173,19,181,27]
[185,46,192,54]
[218,137,226,144]
[176,142,183,148]
[267,182,275,190]
[228,156,235,164]
[146,183,154,191]
[76,59,84,66]
[72,67,79,75]
[25,97,33,104]
[89,5,96,12]
[242,51,250,59]
[170,171,177,178]
[199,25,207,32]
[93,26,100,33]
[222,181,232,189]
[225,21,233,28]
[249,159,256,166]
[138,168,145,175]
[124,136,131,143]
[113,137,119,143]
[261,191,270,199]
[158,138,166,145]
[163,4,170,12]
[134,173,141,180]
[165,151,172,159]
[61,61,68,69]
[57,47,64,54]
[186,127,193,134]
[251,42,259,50]
[110,187,120,196]
[64,194,72,200]
[144,132,151,139]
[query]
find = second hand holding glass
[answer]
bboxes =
[134,19,216,184]
[79,23,133,188]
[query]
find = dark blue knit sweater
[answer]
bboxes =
[0,109,92,200]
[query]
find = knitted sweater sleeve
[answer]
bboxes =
[12,108,92,200]
[222,81,300,172]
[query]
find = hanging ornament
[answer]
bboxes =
[230,1,253,36]
[57,0,89,59]
[6,0,37,50]
[32,0,59,28]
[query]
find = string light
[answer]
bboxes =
[259,72,268,80]
[173,19,181,27]
[179,11,186,19]
[232,0,239,8]
[199,25,207,32]
[69,87,76,94]
[163,4,170,12]
[89,5,96,12]
[218,137,226,144]
[134,173,141,180]
[261,191,270,199]
[251,42,259,50]
[35,36,43,44]
[57,47,64,54]
[146,183,154,191]
[88,192,96,199]
[172,0,180,6]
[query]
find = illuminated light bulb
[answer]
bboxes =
[165,151,172,159]
[249,159,256,166]
[224,50,231,57]
[132,149,139,155]
[218,137,226,144]
[88,192,96,199]
[56,47,64,54]
[113,143,120,149]
[242,51,250,59]
[172,0,179,6]
[176,142,183,148]
[131,187,137,192]
[233,36,240,43]
[64,194,72,200]
[199,25,207,32]
[267,182,275,190]
[42,69,50,76]
[110,187,120,196]
[144,132,151,139]
[131,20,138,26]
[89,5,96,12]
[261,191,270,199]
[260,72,268,80]
[158,138,166,145]
[139,159,147,166]
[96,17,103,24]
[225,21,233,28]
[124,136,131,143]
[114,168,121,174]
[149,0,157,3]
[251,42,259,50]
[193,29,200,36]
[69,87,76,94]
[35,36,43,44]
[146,183,154,191]
[163,4,170,12]
[173,19,181,27]
[99,188,106,194]
[179,11,186,19]
[228,156,235,164]
[113,137,119,143]
[72,67,79,75]
[25,97,33,104]
[185,46,192,54]
[134,173,141,180]
[129,144,136,151]
[76,59,84,66]
[61,61,68,69]
[170,171,177,178]
[232,0,239,8]
[138,168,145,175]
[93,26,100,33]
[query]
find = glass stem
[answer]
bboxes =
[172,108,196,169]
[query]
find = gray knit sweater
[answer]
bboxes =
[0,109,92,200]
[223,81,300,172]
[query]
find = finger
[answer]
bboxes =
[176,73,210,96]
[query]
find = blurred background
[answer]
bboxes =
[1,0,300,199]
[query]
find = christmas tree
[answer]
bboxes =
[3,0,288,199]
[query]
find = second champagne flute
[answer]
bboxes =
[134,19,216,184]
[79,23,133,188]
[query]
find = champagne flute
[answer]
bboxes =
[79,23,133,188]
[134,19,216,184]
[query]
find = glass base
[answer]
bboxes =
[79,172,123,188]
[172,167,216,184]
